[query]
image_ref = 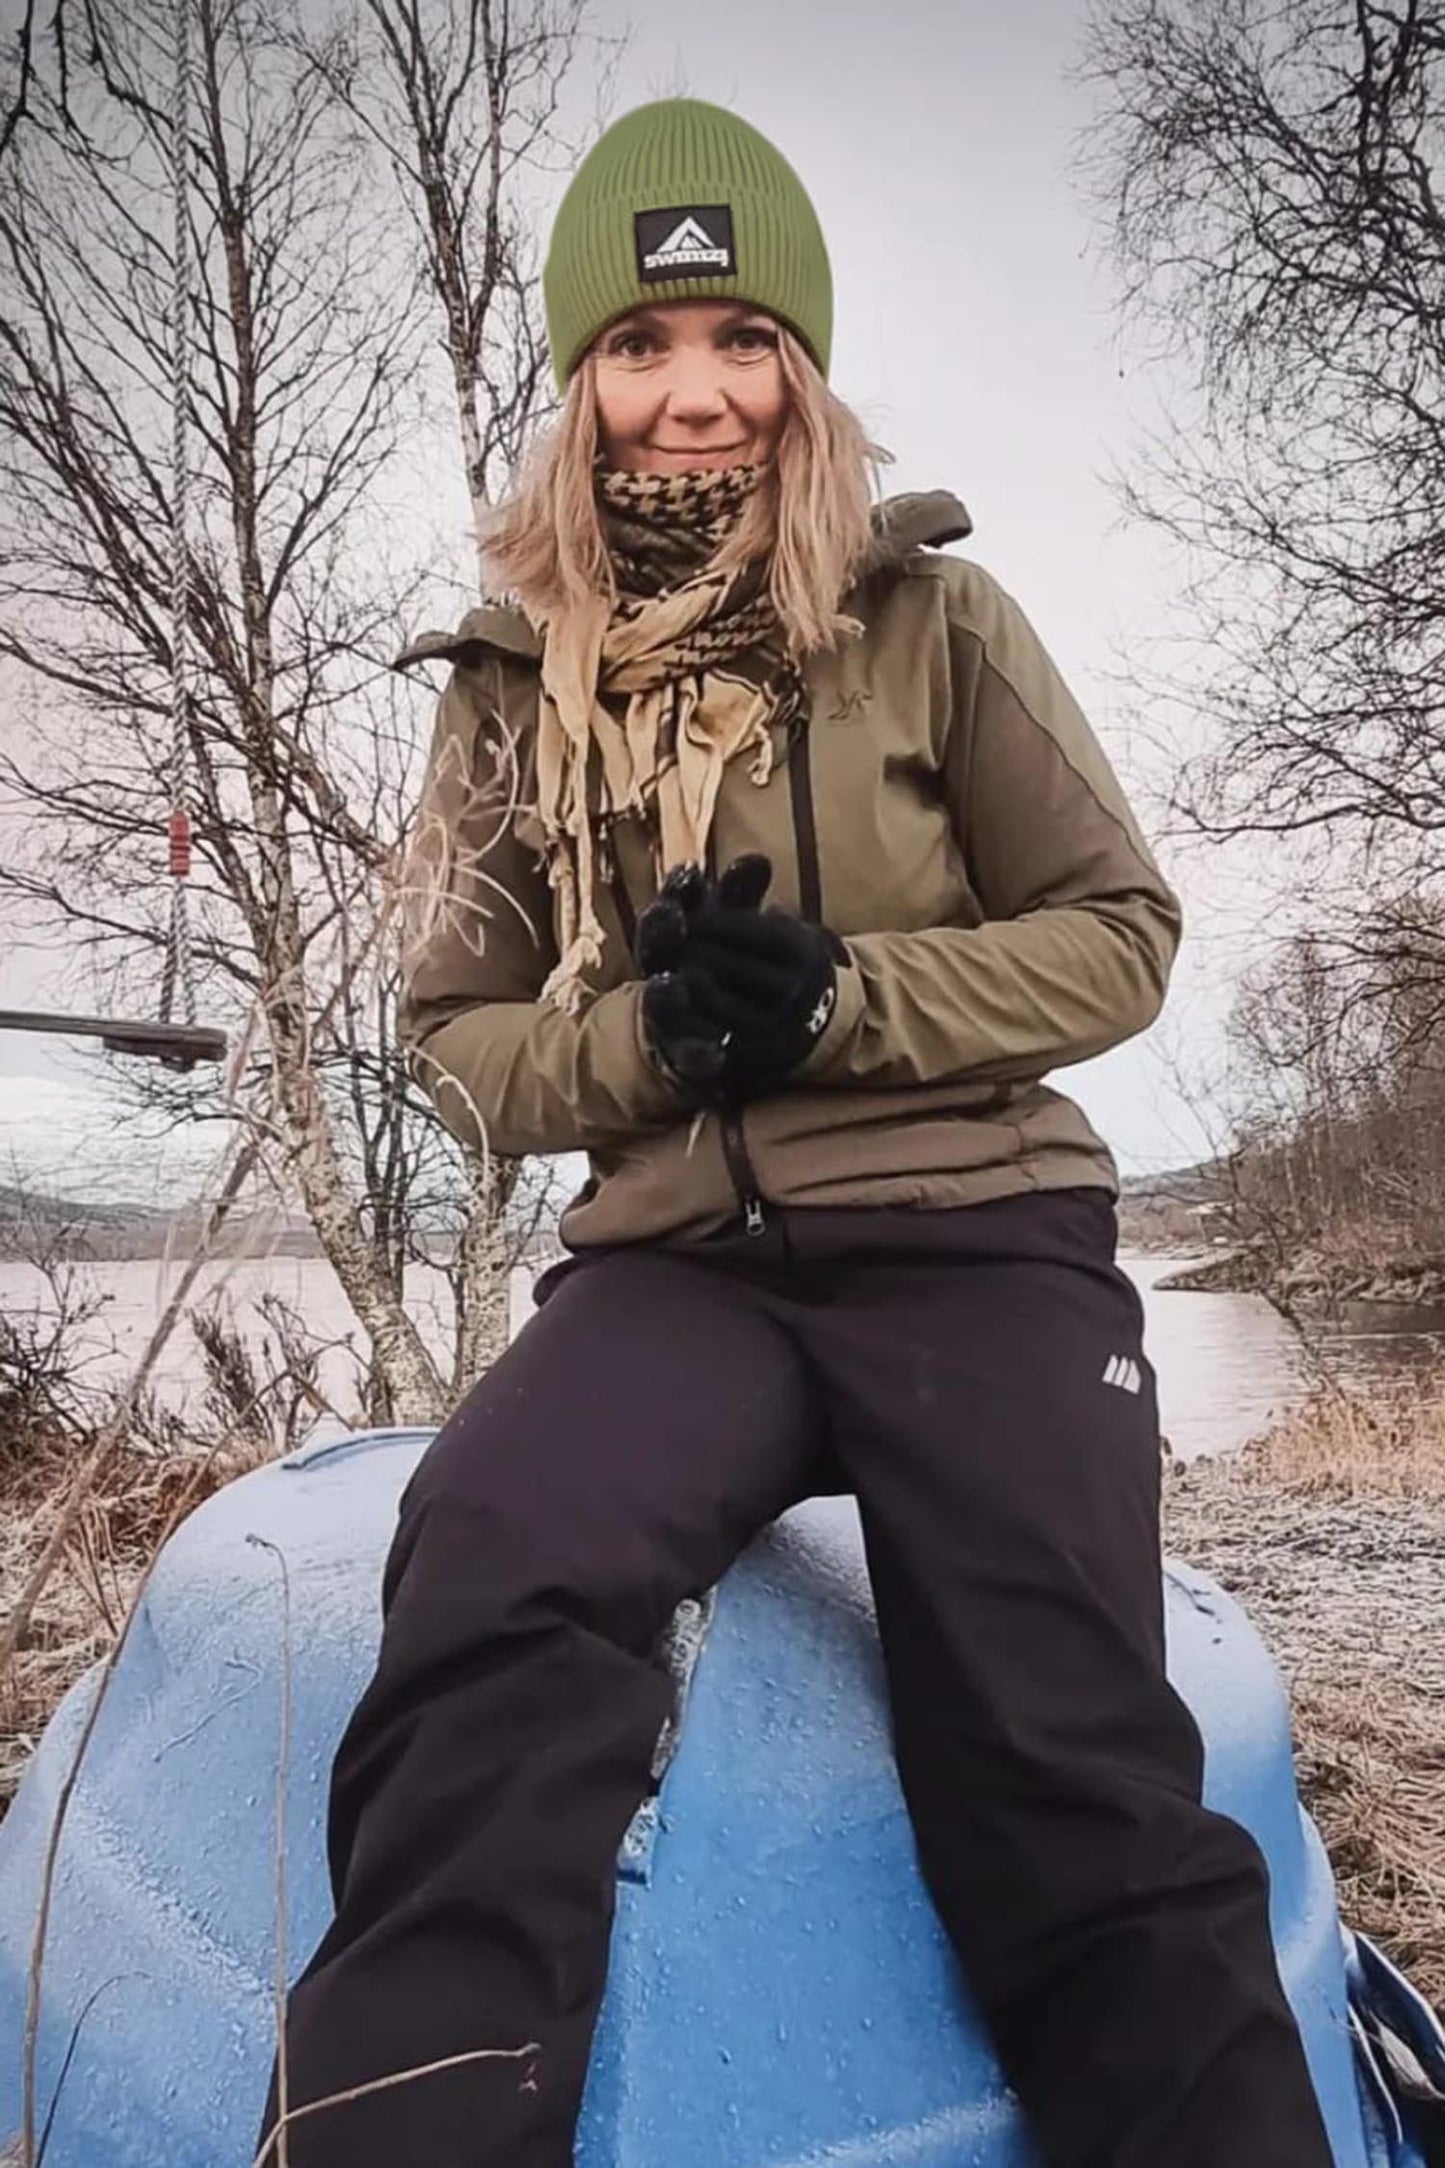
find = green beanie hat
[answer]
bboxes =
[543,98,833,389]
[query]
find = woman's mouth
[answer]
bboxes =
[649,442,748,458]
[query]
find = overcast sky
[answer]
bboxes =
[0,0,1257,1188]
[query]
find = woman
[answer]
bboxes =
[259,98,1336,2168]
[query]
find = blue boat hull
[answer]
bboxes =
[0,1427,1408,2164]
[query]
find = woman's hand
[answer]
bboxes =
[635,854,850,1103]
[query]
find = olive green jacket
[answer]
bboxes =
[396,493,1182,1247]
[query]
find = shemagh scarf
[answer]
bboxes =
[537,464,789,1014]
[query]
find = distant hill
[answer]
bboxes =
[1119,1160,1225,1205]
[1117,1159,1228,1253]
[0,1188,170,1257]
[0,1182,321,1261]
[0,1161,1227,1264]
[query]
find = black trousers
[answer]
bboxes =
[258,1189,1335,2168]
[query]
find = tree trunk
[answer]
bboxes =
[203,0,447,1422]
[454,1155,516,1389]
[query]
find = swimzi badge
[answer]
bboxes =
[634,205,737,282]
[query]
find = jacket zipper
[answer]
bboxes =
[713,676,821,1239]
[697,673,824,1242]
[718,1110,767,1236]
[785,683,823,924]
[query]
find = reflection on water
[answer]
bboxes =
[1125,1255,1445,1462]
[1125,1257,1306,1463]
[0,1253,1442,1468]
[1311,1300,1445,1387]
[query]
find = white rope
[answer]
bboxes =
[161,0,195,1028]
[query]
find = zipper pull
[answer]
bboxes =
[744,1197,766,1237]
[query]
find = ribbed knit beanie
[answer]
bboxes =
[543,99,833,389]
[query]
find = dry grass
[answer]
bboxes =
[1165,1381,1445,2010]
[0,1421,265,1817]
[1245,1380,1445,1501]
[1292,1679,1445,2005]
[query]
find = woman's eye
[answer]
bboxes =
[607,331,654,359]
[727,326,777,353]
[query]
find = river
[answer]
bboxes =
[3,1251,1444,1462]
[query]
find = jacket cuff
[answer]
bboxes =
[623,981,694,1119]
[794,951,866,1083]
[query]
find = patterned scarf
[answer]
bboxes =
[536,464,791,1014]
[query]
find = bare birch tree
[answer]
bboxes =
[1083,0,1445,1187]
[1084,0,1445,855]
[0,0,588,1416]
[0,0,101,164]
[298,0,608,583]
[295,0,613,1384]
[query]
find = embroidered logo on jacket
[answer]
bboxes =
[635,205,737,282]
[1102,1355,1143,1395]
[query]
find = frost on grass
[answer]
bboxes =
[1165,1383,1445,2009]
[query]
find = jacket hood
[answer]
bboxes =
[393,490,974,673]
[863,489,972,569]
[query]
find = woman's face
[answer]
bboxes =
[592,302,789,475]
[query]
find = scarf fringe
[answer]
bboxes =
[536,470,786,1014]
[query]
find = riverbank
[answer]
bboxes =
[1157,1249,1445,1312]
[1117,1160,1445,1312]
[1163,1386,1445,2007]
[1152,1231,1445,1311]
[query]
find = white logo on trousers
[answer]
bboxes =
[1102,1355,1142,1394]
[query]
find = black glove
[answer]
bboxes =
[636,854,850,1103]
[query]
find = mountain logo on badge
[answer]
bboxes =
[635,205,737,282]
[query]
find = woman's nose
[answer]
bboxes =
[663,355,729,419]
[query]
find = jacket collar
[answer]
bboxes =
[393,488,973,671]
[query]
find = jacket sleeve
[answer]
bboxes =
[397,658,682,1158]
[802,564,1182,1092]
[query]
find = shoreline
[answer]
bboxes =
[1137,1242,1445,1315]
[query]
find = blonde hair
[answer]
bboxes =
[483,325,889,656]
